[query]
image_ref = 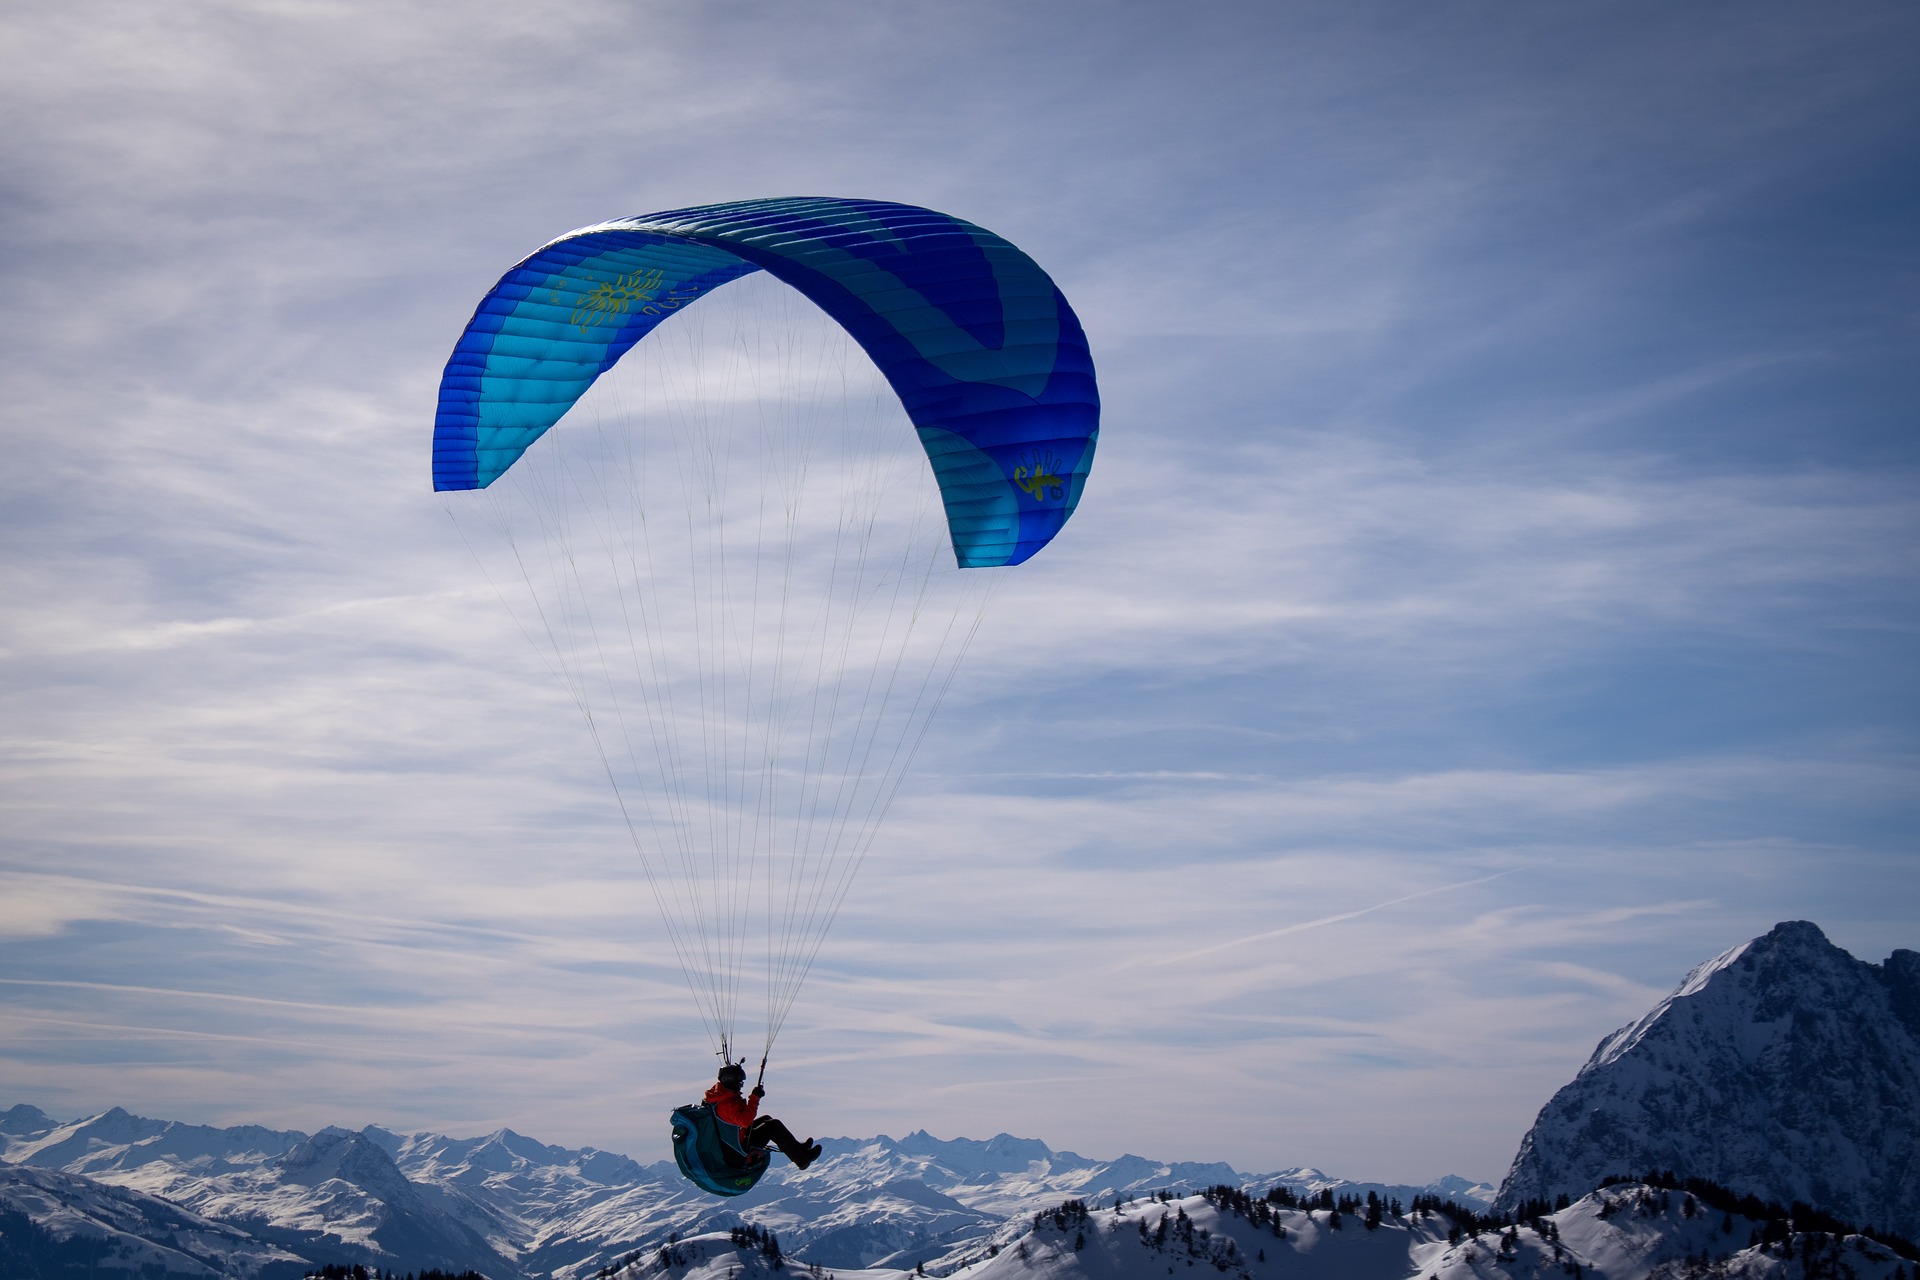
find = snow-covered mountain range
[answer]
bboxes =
[4,919,1915,1279]
[463,1179,1919,1280]
[1497,920,1920,1240]
[0,1160,307,1278]
[0,1103,1489,1279]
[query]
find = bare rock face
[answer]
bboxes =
[1496,921,1920,1238]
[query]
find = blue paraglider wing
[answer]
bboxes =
[433,197,1098,567]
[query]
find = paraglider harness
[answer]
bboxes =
[671,1053,772,1197]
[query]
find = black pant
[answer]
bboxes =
[744,1116,810,1163]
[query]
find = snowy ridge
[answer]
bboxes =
[1,1109,524,1277]
[0,1105,1486,1279]
[0,1104,307,1177]
[4,1160,1901,1280]
[1498,921,1920,1240]
[578,1183,1916,1280]
[0,1160,306,1278]
[1589,941,1747,1071]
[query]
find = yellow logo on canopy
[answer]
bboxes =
[549,267,699,333]
[1013,450,1066,502]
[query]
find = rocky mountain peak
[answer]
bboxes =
[1878,946,1920,1037]
[1497,920,1920,1239]
[275,1125,412,1196]
[0,1103,54,1136]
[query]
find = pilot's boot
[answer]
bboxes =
[747,1117,817,1168]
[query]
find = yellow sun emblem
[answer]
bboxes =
[558,267,666,332]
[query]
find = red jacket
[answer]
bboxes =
[704,1084,759,1133]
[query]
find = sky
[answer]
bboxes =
[1,0,1917,1187]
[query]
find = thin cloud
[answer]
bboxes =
[1144,871,1520,969]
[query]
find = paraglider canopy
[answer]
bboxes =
[434,196,1099,567]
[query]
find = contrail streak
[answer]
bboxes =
[1148,870,1516,967]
